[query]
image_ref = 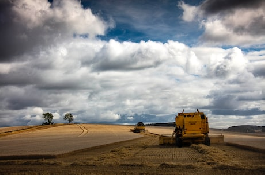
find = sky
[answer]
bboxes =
[0,0,264,128]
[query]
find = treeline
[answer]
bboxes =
[146,122,175,127]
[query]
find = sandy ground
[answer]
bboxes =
[0,124,264,174]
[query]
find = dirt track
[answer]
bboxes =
[0,124,264,174]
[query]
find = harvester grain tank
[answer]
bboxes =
[160,109,213,147]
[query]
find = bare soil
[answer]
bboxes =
[0,125,264,175]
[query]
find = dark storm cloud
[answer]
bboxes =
[6,97,44,110]
[0,86,47,110]
[0,113,28,127]
[0,71,41,87]
[0,0,24,62]
[0,0,59,62]
[205,86,265,116]
[252,65,265,78]
[233,16,265,36]
[200,0,263,14]
[0,0,109,63]
[238,94,265,101]
[210,94,240,110]
[37,80,90,90]
[93,59,161,71]
[199,0,265,36]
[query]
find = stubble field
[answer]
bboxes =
[0,124,264,174]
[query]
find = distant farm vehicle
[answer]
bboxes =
[131,122,145,133]
[159,109,223,147]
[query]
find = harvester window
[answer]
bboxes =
[201,115,205,119]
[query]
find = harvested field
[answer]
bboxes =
[146,126,265,151]
[0,124,264,174]
[0,124,143,157]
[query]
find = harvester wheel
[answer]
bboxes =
[176,137,182,148]
[205,136,210,146]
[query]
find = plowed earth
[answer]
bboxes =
[0,125,264,175]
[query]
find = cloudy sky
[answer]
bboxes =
[0,0,264,128]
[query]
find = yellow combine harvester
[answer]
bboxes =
[131,122,145,133]
[160,109,213,147]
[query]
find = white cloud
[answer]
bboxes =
[32,107,43,115]
[12,0,52,29]
[0,64,11,74]
[23,107,45,125]
[52,112,60,120]
[246,50,265,61]
[206,47,248,78]
[100,111,120,121]
[178,1,199,22]
[25,115,43,126]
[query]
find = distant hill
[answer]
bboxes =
[146,123,265,133]
[227,125,264,133]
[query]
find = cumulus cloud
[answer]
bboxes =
[206,47,248,78]
[179,0,265,47]
[23,107,44,125]
[1,36,264,127]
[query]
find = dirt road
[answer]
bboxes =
[0,124,264,174]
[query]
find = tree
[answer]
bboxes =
[43,113,54,125]
[64,113,74,123]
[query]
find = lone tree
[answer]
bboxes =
[43,113,54,125]
[64,113,74,123]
